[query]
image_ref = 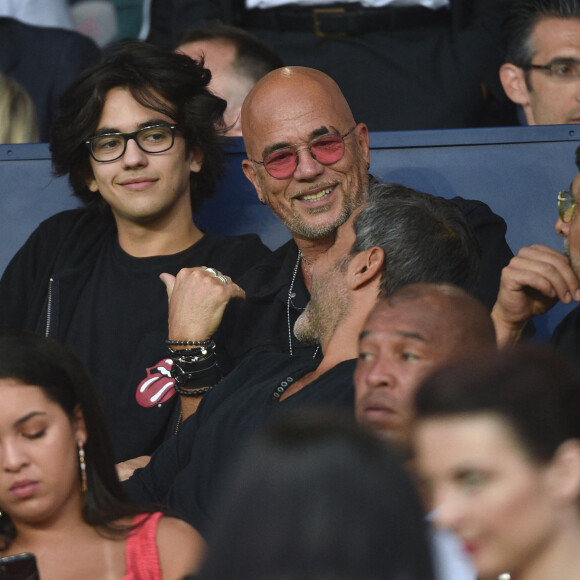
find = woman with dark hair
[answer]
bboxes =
[413,344,580,580]
[0,331,204,579]
[197,409,435,580]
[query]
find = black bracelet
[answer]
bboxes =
[167,341,216,358]
[173,384,213,397]
[170,350,222,391]
[166,338,213,347]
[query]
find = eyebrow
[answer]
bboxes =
[261,125,339,159]
[358,329,428,342]
[93,119,172,137]
[14,411,47,427]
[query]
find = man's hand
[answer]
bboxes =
[491,245,580,346]
[116,455,151,481]
[160,267,246,342]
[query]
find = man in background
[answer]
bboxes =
[177,22,283,136]
[500,0,580,125]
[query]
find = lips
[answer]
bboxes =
[119,176,157,191]
[136,358,177,408]
[462,540,479,556]
[295,183,336,204]
[10,480,39,499]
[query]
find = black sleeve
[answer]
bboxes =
[123,403,205,507]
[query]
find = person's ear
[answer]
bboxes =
[188,147,203,174]
[500,63,540,123]
[354,122,371,167]
[86,173,98,193]
[242,159,266,205]
[72,404,88,445]
[349,246,384,290]
[546,439,580,506]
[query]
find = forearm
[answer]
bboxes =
[491,303,528,347]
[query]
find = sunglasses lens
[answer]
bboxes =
[264,149,296,179]
[559,192,574,222]
[262,133,347,178]
[310,134,345,164]
[564,203,576,222]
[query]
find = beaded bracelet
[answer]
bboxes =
[166,338,213,347]
[167,341,216,359]
[173,384,213,397]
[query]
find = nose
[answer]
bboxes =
[121,137,148,168]
[291,146,325,181]
[362,359,397,391]
[2,440,29,473]
[556,216,569,238]
[431,487,464,532]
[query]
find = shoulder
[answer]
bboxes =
[447,196,507,228]
[156,516,206,580]
[203,231,271,253]
[27,208,113,247]
[200,232,272,280]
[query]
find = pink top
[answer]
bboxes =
[123,512,163,580]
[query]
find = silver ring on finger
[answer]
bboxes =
[217,274,228,285]
[204,267,218,277]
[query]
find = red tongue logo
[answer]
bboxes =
[136,358,177,407]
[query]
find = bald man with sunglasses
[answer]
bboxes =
[161,67,514,397]
[492,146,580,357]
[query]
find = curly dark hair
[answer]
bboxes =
[50,40,227,213]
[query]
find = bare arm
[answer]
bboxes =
[116,455,151,482]
[491,245,580,347]
[156,516,206,580]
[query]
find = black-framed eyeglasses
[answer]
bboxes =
[248,126,357,179]
[558,190,580,223]
[84,124,178,162]
[524,58,580,82]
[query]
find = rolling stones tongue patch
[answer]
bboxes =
[137,358,176,407]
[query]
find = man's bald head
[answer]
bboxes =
[241,66,355,150]
[240,66,370,241]
[383,283,496,353]
[355,283,496,445]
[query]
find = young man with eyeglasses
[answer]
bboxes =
[0,41,270,463]
[492,145,580,356]
[500,0,580,126]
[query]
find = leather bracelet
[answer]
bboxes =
[170,350,222,391]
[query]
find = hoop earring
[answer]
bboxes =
[78,441,87,493]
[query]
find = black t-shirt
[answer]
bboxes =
[64,231,270,461]
[124,349,356,532]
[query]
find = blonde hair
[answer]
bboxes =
[0,74,39,144]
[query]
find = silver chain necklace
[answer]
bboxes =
[287,250,319,358]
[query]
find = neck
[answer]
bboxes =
[518,513,580,580]
[293,233,335,293]
[293,233,335,264]
[318,293,377,374]
[115,213,203,257]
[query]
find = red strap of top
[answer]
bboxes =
[123,512,164,580]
